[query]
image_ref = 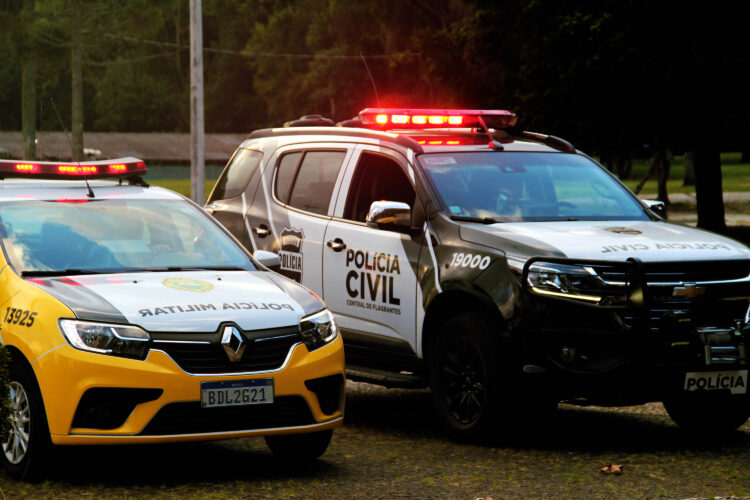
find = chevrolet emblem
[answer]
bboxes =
[221,325,246,362]
[672,283,705,299]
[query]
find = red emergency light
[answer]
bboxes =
[0,157,147,180]
[359,108,518,130]
[410,135,493,146]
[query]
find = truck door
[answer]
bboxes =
[322,146,424,368]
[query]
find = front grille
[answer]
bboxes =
[140,396,314,435]
[592,260,750,284]
[152,325,303,374]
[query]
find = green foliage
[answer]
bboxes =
[0,0,747,157]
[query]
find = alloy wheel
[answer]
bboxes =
[3,381,31,465]
[439,336,487,425]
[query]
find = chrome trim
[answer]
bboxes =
[70,416,343,438]
[151,341,303,377]
[152,339,212,345]
[255,333,300,342]
[586,268,750,288]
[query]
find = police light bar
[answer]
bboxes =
[359,108,518,129]
[0,157,147,180]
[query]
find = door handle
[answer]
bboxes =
[326,238,346,252]
[254,225,270,238]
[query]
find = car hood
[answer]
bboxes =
[459,220,750,263]
[28,270,309,332]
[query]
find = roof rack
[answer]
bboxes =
[246,127,424,154]
[283,115,335,127]
[505,129,575,153]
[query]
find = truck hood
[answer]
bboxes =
[28,270,308,332]
[460,220,750,262]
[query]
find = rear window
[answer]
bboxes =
[209,149,263,201]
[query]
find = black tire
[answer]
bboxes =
[265,429,332,462]
[429,312,507,440]
[1,360,52,481]
[664,392,750,433]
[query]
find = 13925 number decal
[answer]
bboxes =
[4,307,38,327]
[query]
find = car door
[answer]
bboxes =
[248,144,352,295]
[322,145,424,368]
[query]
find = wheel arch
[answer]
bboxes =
[3,344,49,422]
[421,288,504,364]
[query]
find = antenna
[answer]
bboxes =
[49,97,95,198]
[360,51,380,107]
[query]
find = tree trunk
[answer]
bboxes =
[21,0,36,160]
[615,155,632,179]
[656,148,670,204]
[693,148,726,232]
[683,150,696,186]
[71,0,84,161]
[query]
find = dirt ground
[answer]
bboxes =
[1,381,749,499]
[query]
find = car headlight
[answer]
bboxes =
[299,309,338,351]
[59,319,150,360]
[527,261,617,304]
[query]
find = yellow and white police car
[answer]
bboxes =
[207,108,750,439]
[0,158,344,480]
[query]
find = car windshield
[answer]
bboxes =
[0,199,256,275]
[419,152,649,222]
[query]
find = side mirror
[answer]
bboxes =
[253,250,281,272]
[366,201,412,233]
[642,199,667,219]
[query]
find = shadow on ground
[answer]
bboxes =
[42,439,335,486]
[342,382,750,453]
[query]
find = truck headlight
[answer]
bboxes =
[59,319,150,360]
[526,261,607,303]
[299,309,338,351]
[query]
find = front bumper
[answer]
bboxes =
[34,336,345,445]
[520,257,750,404]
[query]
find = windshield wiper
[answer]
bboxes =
[21,269,109,277]
[149,266,249,272]
[449,215,498,224]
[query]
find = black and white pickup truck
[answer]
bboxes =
[207,108,750,438]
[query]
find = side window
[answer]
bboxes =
[209,149,264,201]
[275,152,302,203]
[344,152,416,222]
[274,150,346,216]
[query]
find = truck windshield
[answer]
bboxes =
[419,152,649,222]
[0,199,256,275]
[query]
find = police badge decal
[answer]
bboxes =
[278,226,305,282]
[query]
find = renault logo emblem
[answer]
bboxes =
[221,325,246,362]
[672,283,706,299]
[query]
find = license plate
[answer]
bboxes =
[200,378,274,408]
[683,370,748,395]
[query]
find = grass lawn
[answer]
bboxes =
[622,152,750,194]
[147,178,215,200]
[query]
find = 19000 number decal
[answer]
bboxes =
[4,307,38,327]
[448,252,491,270]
